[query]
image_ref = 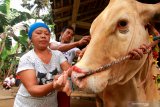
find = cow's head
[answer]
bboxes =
[71,0,160,93]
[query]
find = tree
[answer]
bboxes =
[0,0,55,80]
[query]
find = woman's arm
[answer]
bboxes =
[60,61,72,76]
[60,61,72,95]
[18,69,69,97]
[18,70,54,97]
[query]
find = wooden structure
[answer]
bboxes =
[51,0,160,41]
[51,0,109,40]
[71,90,96,98]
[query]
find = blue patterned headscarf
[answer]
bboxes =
[28,22,50,39]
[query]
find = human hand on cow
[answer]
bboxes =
[128,44,150,60]
[78,35,91,46]
[53,71,71,96]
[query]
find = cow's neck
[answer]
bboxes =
[98,56,159,107]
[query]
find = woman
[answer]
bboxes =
[14,22,71,107]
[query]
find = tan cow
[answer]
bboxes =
[71,0,160,107]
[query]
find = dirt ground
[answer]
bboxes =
[0,86,17,107]
[0,85,96,107]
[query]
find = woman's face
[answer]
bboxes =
[31,27,50,50]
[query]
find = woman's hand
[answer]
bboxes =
[53,72,71,96]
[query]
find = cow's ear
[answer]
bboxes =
[137,2,160,24]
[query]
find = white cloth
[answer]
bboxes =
[4,77,15,86]
[51,41,80,65]
[14,49,66,107]
[51,41,80,90]
[62,48,80,65]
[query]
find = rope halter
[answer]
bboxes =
[72,37,160,79]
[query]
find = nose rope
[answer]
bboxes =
[73,39,160,79]
[73,55,131,79]
[86,55,131,76]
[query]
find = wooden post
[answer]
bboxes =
[71,0,80,30]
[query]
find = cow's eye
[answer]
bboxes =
[117,20,129,34]
[118,20,127,27]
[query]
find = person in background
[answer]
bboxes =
[49,26,90,107]
[14,22,71,107]
[3,74,15,90]
[49,26,90,52]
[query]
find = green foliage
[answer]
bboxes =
[0,0,54,79]
[0,12,9,27]
[5,36,12,50]
[9,9,31,26]
[42,13,54,25]
[0,26,4,33]
[0,0,10,15]
[10,43,19,54]
[0,0,10,32]
[12,30,29,52]
[1,48,8,60]
[19,30,29,52]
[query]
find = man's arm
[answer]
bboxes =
[49,36,91,52]
[50,41,80,52]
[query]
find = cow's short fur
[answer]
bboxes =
[71,0,160,107]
